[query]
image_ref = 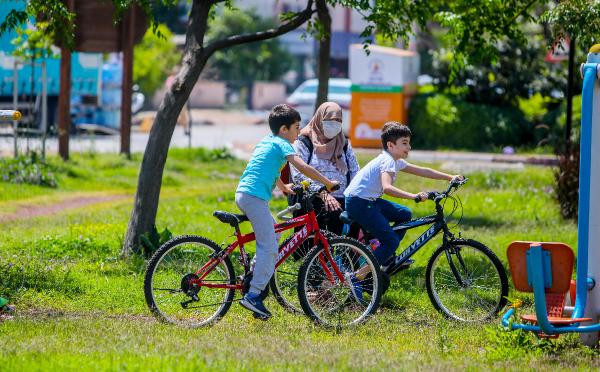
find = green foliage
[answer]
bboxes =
[542,0,600,52]
[168,147,235,162]
[133,24,180,97]
[30,235,113,260]
[10,21,58,59]
[0,152,57,188]
[0,255,83,299]
[0,1,75,49]
[408,94,527,150]
[518,93,553,123]
[339,0,537,74]
[427,34,566,107]
[139,226,173,258]
[206,8,295,82]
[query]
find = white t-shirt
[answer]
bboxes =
[344,151,408,200]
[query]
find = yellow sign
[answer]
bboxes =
[349,88,405,148]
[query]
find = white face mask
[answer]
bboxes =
[322,120,342,139]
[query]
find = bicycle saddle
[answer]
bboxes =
[213,211,249,226]
[339,211,354,224]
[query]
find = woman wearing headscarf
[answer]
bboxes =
[290,102,360,235]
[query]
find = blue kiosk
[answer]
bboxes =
[502,45,600,346]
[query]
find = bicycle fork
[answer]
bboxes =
[444,245,470,288]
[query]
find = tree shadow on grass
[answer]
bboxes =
[446,215,506,229]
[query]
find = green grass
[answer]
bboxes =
[0,148,597,370]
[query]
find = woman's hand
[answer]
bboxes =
[320,192,342,212]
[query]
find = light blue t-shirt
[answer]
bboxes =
[237,134,295,200]
[344,151,408,200]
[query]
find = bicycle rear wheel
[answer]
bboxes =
[425,239,508,322]
[144,235,236,327]
[297,237,382,328]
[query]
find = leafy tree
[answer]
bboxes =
[426,32,566,106]
[133,24,180,97]
[206,9,294,83]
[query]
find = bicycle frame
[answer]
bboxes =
[381,194,468,285]
[349,194,457,267]
[189,208,344,290]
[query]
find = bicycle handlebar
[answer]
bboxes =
[277,203,302,221]
[277,181,338,221]
[414,178,468,203]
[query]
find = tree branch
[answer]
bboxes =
[205,0,314,56]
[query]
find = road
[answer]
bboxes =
[0,109,556,172]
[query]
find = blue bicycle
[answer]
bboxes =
[339,179,509,322]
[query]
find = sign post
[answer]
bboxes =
[348,44,419,148]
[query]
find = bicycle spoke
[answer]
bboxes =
[427,243,505,322]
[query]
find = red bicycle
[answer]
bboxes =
[144,183,383,328]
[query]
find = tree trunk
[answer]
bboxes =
[123,1,211,256]
[314,0,331,112]
[122,0,315,256]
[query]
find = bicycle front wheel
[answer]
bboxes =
[270,232,322,314]
[425,239,508,322]
[144,235,236,327]
[297,237,382,328]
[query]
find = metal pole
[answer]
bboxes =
[13,61,18,157]
[58,46,71,160]
[187,103,192,149]
[41,60,48,159]
[578,45,600,346]
[120,8,134,157]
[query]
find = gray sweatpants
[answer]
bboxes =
[235,192,278,295]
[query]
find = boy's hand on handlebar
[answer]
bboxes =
[450,175,465,183]
[414,191,429,202]
[280,183,296,195]
[325,180,340,192]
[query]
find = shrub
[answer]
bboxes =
[0,152,57,187]
[139,226,173,258]
[0,256,83,299]
[168,147,235,162]
[408,94,528,150]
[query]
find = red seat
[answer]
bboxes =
[520,315,593,325]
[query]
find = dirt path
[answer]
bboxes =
[0,194,129,222]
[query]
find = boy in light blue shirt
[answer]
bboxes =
[236,104,338,319]
[345,122,463,278]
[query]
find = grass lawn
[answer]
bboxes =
[0,148,597,370]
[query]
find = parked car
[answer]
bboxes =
[286,78,351,133]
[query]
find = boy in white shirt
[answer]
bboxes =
[344,122,463,276]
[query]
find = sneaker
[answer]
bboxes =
[240,292,272,319]
[344,272,364,304]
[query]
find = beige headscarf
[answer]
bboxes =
[300,102,347,174]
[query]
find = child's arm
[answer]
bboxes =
[381,172,428,201]
[402,164,462,182]
[287,155,338,191]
